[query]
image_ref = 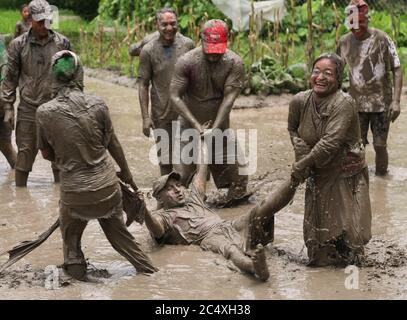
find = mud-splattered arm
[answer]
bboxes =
[170,62,203,133]
[144,209,166,239]
[212,86,240,130]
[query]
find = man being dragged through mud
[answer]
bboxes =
[337,0,403,176]
[170,19,249,208]
[144,133,297,281]
[36,50,157,281]
[137,8,194,176]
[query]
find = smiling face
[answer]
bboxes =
[157,12,178,44]
[158,178,186,209]
[310,59,338,98]
[21,6,30,20]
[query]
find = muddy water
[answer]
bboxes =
[0,77,406,300]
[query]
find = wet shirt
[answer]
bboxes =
[36,89,118,194]
[337,28,401,113]
[14,20,31,38]
[1,29,71,120]
[152,184,224,245]
[171,47,244,127]
[138,33,194,121]
[288,89,364,171]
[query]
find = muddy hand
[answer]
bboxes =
[3,108,14,131]
[142,117,155,137]
[388,101,400,123]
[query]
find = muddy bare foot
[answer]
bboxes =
[252,244,270,281]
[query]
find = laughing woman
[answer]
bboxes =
[287,53,372,267]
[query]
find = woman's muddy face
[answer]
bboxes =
[310,59,338,98]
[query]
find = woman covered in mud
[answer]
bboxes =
[288,53,372,267]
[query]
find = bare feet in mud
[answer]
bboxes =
[252,244,270,281]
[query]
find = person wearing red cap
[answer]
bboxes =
[170,19,249,207]
[337,0,403,176]
[137,8,194,176]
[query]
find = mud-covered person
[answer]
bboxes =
[137,8,194,175]
[0,36,17,168]
[288,53,372,267]
[170,19,249,207]
[1,0,71,187]
[144,133,298,281]
[336,0,403,176]
[14,4,32,38]
[36,50,157,281]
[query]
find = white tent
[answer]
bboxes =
[211,0,286,31]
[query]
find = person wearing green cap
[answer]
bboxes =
[1,0,71,187]
[36,50,157,281]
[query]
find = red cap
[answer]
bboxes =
[202,20,228,54]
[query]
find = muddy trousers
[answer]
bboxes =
[15,118,58,173]
[59,204,156,274]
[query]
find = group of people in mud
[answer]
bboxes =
[0,0,403,283]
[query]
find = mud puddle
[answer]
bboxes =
[0,76,407,299]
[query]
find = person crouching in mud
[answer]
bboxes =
[36,50,157,281]
[288,53,372,267]
[144,130,298,281]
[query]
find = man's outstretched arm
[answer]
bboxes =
[212,86,241,130]
[108,132,134,184]
[389,66,403,122]
[144,209,166,239]
[191,136,210,197]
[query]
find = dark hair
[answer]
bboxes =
[156,7,177,22]
[312,53,345,89]
[20,4,28,12]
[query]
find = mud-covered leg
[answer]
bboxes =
[98,211,157,274]
[0,140,17,168]
[228,245,269,281]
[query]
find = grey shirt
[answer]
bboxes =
[1,29,71,120]
[171,47,244,128]
[337,28,401,113]
[137,33,194,122]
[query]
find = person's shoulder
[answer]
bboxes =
[176,33,194,45]
[52,31,71,46]
[370,28,389,40]
[177,47,201,64]
[85,94,107,109]
[225,49,243,63]
[37,99,59,116]
[9,32,28,49]
[292,89,313,104]
[338,32,352,43]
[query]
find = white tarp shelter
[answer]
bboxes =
[211,0,286,31]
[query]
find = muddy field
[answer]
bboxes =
[0,75,407,300]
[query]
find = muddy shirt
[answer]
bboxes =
[138,33,194,122]
[171,47,244,127]
[152,184,224,245]
[36,89,118,194]
[14,20,31,38]
[1,29,71,120]
[288,89,364,171]
[337,28,401,113]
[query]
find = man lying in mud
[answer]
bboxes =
[36,50,157,281]
[144,133,297,281]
